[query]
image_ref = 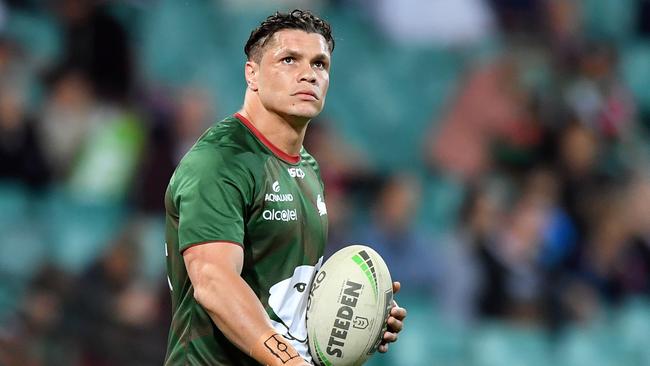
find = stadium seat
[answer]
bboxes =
[621,41,650,113]
[469,323,551,366]
[614,298,650,365]
[40,188,126,274]
[365,293,462,366]
[582,0,637,41]
[558,320,627,366]
[3,10,61,65]
[0,182,29,228]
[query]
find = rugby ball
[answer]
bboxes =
[307,245,393,366]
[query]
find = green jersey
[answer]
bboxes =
[164,114,328,365]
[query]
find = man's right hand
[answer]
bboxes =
[183,242,306,366]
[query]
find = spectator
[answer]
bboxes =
[619,177,650,296]
[304,120,374,255]
[574,190,631,304]
[355,173,439,292]
[0,82,50,188]
[67,230,166,366]
[52,0,133,102]
[0,36,49,187]
[427,53,540,180]
[134,86,214,212]
[38,67,95,180]
[476,191,547,323]
[554,122,611,262]
[571,178,650,305]
[437,182,506,326]
[563,42,635,140]
[0,266,73,366]
[488,0,544,35]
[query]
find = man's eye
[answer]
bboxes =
[314,61,324,69]
[282,57,294,64]
[293,283,306,292]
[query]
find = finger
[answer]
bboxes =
[383,331,398,343]
[390,306,407,320]
[387,317,403,333]
[392,281,401,294]
[378,343,388,353]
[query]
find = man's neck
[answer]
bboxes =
[238,97,308,157]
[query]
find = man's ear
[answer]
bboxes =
[245,61,259,92]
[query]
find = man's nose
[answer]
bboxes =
[298,65,317,84]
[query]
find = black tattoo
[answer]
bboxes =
[264,334,300,363]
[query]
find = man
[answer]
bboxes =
[164,10,406,365]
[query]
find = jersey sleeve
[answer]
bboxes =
[173,151,251,252]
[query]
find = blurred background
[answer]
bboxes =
[1,0,650,365]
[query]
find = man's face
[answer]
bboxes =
[248,29,331,120]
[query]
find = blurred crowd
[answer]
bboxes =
[1,0,650,365]
[332,0,650,330]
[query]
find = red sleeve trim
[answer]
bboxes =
[233,113,301,164]
[181,240,244,254]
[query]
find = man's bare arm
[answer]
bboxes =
[183,242,308,366]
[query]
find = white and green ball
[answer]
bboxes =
[307,245,393,366]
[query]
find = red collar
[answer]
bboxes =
[233,113,301,164]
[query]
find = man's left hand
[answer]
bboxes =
[378,281,407,353]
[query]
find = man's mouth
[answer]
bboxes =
[293,90,318,100]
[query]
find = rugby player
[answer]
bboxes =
[163,9,406,365]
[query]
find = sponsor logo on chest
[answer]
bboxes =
[262,208,298,222]
[265,181,295,202]
[261,176,326,222]
[263,180,297,221]
[288,167,305,179]
[265,193,294,202]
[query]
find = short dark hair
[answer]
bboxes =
[244,9,335,62]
